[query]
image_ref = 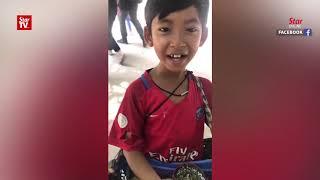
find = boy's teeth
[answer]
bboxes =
[170,54,182,58]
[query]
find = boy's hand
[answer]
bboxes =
[123,150,161,180]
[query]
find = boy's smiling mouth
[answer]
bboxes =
[166,53,188,63]
[168,54,185,58]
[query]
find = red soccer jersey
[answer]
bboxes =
[109,70,212,163]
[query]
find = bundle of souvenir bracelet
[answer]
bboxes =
[172,163,207,180]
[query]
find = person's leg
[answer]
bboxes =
[108,5,124,63]
[109,36,121,52]
[108,7,121,52]
[128,4,145,46]
[118,9,129,43]
[126,16,132,32]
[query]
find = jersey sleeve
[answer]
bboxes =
[108,80,146,151]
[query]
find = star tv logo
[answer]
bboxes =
[288,17,303,28]
[17,15,32,30]
[277,17,312,37]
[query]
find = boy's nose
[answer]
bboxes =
[169,33,186,47]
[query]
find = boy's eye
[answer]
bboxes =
[186,27,199,32]
[158,27,170,32]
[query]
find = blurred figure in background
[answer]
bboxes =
[117,0,146,47]
[108,0,124,63]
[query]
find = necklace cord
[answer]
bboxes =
[153,73,189,96]
[147,72,189,117]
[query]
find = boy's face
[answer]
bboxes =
[145,6,208,73]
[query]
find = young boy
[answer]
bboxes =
[109,0,211,179]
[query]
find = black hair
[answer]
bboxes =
[145,0,209,30]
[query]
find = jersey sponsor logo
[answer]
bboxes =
[196,106,205,121]
[149,114,159,118]
[117,113,128,128]
[149,147,199,163]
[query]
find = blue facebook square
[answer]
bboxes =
[303,28,312,36]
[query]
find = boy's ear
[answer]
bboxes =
[144,26,153,47]
[200,27,208,46]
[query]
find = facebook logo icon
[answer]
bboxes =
[303,28,312,36]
